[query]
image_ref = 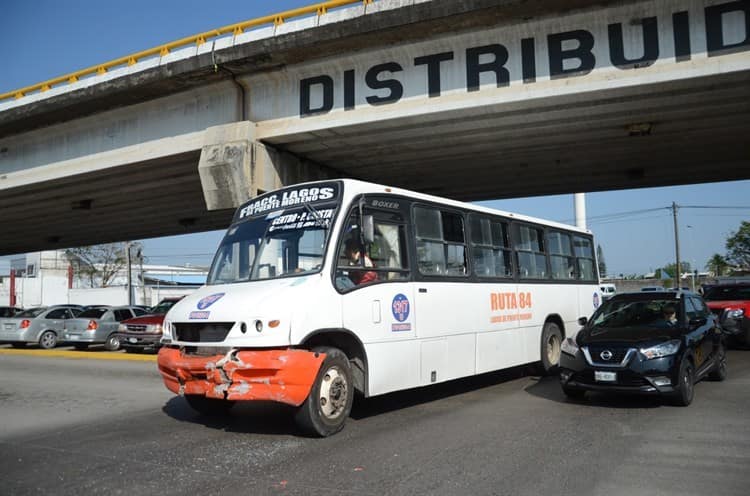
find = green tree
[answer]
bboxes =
[662,262,691,279]
[726,221,750,270]
[596,244,607,278]
[705,253,729,276]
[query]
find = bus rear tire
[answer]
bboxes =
[295,347,354,437]
[540,322,563,374]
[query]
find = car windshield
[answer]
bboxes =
[703,285,750,301]
[150,300,179,315]
[78,309,108,318]
[207,204,335,285]
[14,307,47,318]
[590,298,682,329]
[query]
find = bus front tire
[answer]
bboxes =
[540,322,563,374]
[295,347,354,437]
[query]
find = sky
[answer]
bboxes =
[1,0,749,277]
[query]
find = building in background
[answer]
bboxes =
[0,251,205,308]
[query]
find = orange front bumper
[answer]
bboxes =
[157,347,325,406]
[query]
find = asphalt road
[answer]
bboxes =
[1,346,749,496]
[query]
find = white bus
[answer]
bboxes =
[157,179,601,436]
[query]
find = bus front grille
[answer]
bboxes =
[174,323,234,342]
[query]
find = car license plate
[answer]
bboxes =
[4,323,14,330]
[69,335,79,341]
[129,337,138,344]
[595,371,617,382]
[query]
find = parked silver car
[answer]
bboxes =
[64,306,147,351]
[0,306,83,349]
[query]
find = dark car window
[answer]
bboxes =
[684,298,699,321]
[114,309,134,321]
[78,309,108,319]
[689,296,709,319]
[46,308,69,319]
[15,307,47,318]
[150,300,179,315]
[133,308,148,316]
[703,285,750,301]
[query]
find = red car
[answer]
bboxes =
[703,284,750,348]
[116,297,183,353]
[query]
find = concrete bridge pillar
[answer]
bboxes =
[198,122,336,211]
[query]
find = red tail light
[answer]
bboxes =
[20,320,31,328]
[87,320,98,330]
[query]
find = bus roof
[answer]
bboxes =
[277,178,593,236]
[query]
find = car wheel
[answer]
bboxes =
[38,331,58,350]
[184,395,235,416]
[104,334,120,351]
[671,359,695,406]
[10,342,26,349]
[540,322,563,374]
[73,344,88,351]
[708,343,728,381]
[294,347,354,437]
[562,387,586,400]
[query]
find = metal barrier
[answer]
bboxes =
[0,0,374,103]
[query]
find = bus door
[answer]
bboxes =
[336,199,416,395]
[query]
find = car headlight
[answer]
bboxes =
[561,337,579,355]
[640,339,681,359]
[726,308,745,319]
[117,324,127,333]
[146,323,163,334]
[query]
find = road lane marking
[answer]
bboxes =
[0,348,157,362]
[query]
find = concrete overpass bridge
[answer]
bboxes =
[1,0,748,254]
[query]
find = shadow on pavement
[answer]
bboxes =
[524,373,662,409]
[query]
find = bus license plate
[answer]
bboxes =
[595,371,617,382]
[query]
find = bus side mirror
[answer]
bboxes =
[362,215,375,244]
[577,316,588,326]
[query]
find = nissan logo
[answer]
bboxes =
[600,350,613,361]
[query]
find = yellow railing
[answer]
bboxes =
[0,0,374,103]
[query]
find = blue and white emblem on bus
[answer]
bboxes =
[391,293,411,332]
[197,293,225,310]
[593,292,601,309]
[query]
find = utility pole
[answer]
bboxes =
[126,241,133,305]
[672,202,681,287]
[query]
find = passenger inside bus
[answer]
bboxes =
[343,238,378,286]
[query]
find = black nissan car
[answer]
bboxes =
[559,291,726,406]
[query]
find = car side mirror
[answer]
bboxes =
[577,316,588,326]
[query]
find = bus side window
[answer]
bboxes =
[414,206,467,277]
[469,214,512,278]
[547,231,575,280]
[573,235,596,281]
[514,224,547,279]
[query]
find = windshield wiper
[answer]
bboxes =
[302,201,329,228]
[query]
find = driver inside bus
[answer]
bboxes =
[344,238,378,286]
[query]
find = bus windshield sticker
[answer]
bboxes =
[236,183,340,221]
[268,208,334,232]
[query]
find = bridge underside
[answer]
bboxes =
[2,69,749,255]
[265,70,750,201]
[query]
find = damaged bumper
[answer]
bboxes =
[157,347,325,407]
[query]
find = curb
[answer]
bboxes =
[0,348,157,362]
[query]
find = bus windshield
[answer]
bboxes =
[207,205,335,285]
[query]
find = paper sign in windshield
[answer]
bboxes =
[268,209,334,232]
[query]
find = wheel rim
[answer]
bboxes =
[107,335,120,350]
[40,332,56,349]
[318,366,348,420]
[546,333,561,365]
[683,365,694,401]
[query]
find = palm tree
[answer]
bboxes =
[705,254,729,277]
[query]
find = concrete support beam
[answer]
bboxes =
[198,121,337,211]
